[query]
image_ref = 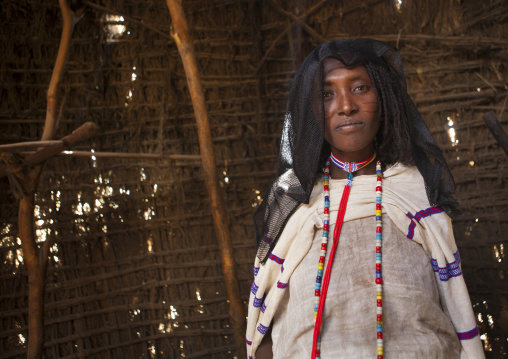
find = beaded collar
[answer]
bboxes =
[311,153,384,359]
[330,152,376,174]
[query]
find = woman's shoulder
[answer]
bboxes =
[385,162,427,189]
[382,163,431,208]
[384,162,423,183]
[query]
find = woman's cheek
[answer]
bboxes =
[323,118,332,144]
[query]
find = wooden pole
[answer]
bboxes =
[10,1,83,358]
[164,1,247,357]
[483,111,508,156]
[41,0,81,142]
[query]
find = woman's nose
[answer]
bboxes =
[336,92,356,115]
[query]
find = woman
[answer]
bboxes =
[246,39,484,359]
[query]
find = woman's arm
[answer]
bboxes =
[255,329,273,359]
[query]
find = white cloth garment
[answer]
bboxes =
[246,164,484,359]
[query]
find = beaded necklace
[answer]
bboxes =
[311,153,383,359]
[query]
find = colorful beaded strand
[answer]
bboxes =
[315,159,331,320]
[375,160,384,359]
[313,159,331,359]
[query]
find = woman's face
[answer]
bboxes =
[322,58,380,162]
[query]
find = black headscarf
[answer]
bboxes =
[254,38,458,263]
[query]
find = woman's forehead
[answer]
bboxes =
[322,58,369,78]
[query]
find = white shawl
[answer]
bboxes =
[246,164,484,359]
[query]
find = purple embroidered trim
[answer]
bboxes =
[269,253,284,265]
[457,326,479,340]
[261,302,267,313]
[406,212,417,239]
[246,338,252,345]
[253,294,266,308]
[415,206,444,220]
[277,281,288,288]
[406,206,444,239]
[257,323,269,335]
[251,281,259,296]
[253,297,262,307]
[432,250,462,281]
[253,266,260,276]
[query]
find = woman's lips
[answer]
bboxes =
[335,119,364,131]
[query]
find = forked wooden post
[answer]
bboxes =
[165,1,247,357]
[8,1,84,358]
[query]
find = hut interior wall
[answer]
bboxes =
[0,0,507,357]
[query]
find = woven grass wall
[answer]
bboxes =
[0,0,507,358]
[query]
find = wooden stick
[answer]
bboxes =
[349,34,508,47]
[18,150,201,161]
[41,1,80,141]
[413,88,496,104]
[474,72,498,92]
[165,1,247,357]
[267,0,326,43]
[254,25,291,74]
[255,0,329,73]
[0,123,99,180]
[24,122,99,166]
[0,141,65,151]
[483,111,508,156]
[56,151,199,161]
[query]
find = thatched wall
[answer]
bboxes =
[1,0,507,358]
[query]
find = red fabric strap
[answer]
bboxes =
[311,184,351,358]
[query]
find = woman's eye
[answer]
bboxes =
[354,85,368,92]
[323,91,332,98]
